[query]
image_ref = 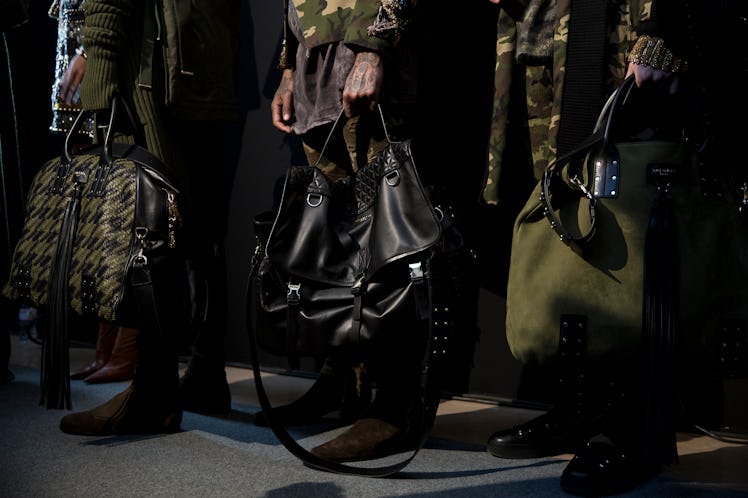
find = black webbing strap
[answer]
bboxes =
[556,0,609,156]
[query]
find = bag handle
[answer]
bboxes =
[540,75,638,254]
[243,212,435,477]
[63,94,145,164]
[313,105,393,168]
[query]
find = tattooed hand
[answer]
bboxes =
[342,51,383,118]
[272,68,295,133]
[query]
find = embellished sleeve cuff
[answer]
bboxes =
[629,35,687,73]
[48,1,59,20]
[367,0,412,46]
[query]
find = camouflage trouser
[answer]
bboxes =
[485,9,557,204]
[301,108,412,181]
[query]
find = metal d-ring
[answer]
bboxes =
[385,170,400,186]
[433,206,444,222]
[306,193,323,207]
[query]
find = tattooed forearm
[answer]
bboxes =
[278,69,293,94]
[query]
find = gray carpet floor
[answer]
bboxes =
[1,365,746,498]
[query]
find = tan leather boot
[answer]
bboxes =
[70,322,117,380]
[84,326,138,384]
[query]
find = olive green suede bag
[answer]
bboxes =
[505,76,748,367]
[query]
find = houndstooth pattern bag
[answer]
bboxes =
[3,97,183,325]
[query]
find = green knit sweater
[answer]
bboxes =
[80,0,180,170]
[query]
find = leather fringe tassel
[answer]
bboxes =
[40,184,82,410]
[641,186,678,466]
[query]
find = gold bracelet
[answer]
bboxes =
[75,46,87,60]
[629,35,686,73]
[277,39,293,70]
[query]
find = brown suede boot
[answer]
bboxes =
[70,322,118,380]
[84,327,138,384]
[253,363,371,426]
[59,385,182,436]
[310,418,409,462]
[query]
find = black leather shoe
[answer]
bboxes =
[560,434,660,496]
[487,409,598,459]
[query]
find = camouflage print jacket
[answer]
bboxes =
[282,0,402,68]
[484,0,657,205]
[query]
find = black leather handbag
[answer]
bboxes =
[255,138,441,361]
[245,110,479,476]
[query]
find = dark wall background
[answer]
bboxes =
[220,0,306,372]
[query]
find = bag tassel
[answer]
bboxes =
[40,183,82,409]
[641,185,678,467]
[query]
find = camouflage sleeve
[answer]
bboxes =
[630,0,654,36]
[294,1,392,54]
[343,0,396,57]
[485,9,519,205]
